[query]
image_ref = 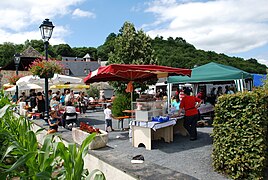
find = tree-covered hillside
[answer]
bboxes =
[0,24,266,74]
[151,36,267,74]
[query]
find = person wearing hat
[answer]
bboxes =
[177,88,202,141]
[50,94,59,109]
[104,103,115,132]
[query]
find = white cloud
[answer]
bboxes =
[144,0,268,54]
[257,59,268,67]
[0,26,68,45]
[72,8,96,18]
[0,0,84,45]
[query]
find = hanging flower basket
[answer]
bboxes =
[7,74,23,85]
[39,71,54,78]
[29,58,64,78]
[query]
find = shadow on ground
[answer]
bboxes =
[78,118,104,125]
[151,131,212,153]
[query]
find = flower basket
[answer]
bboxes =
[72,128,108,150]
[8,74,23,85]
[29,58,64,78]
[39,71,54,78]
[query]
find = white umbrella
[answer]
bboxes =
[52,74,83,84]
[5,84,43,92]
[16,75,42,86]
[16,74,83,86]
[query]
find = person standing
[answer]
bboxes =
[60,92,65,106]
[177,88,202,141]
[104,103,114,132]
[36,92,45,120]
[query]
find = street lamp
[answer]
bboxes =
[14,53,21,103]
[39,19,54,122]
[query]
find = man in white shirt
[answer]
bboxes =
[104,103,114,132]
[50,94,59,108]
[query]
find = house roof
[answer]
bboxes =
[61,61,100,76]
[21,46,42,57]
[62,56,84,61]
[1,46,41,71]
[83,53,91,59]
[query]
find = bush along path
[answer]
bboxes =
[212,88,268,179]
[0,90,105,180]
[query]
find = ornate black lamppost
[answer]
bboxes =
[39,19,54,121]
[14,53,21,102]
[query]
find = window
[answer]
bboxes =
[84,69,90,74]
[64,69,70,75]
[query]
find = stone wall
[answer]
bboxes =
[0,70,32,88]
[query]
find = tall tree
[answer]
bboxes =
[107,22,157,93]
[108,22,156,65]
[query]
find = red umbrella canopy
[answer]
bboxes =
[84,64,191,84]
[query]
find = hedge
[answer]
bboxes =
[212,89,268,179]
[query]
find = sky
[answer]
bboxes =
[0,0,268,67]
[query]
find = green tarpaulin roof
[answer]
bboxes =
[168,62,253,83]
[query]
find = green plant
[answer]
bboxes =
[0,93,105,180]
[112,93,131,117]
[29,58,64,77]
[56,133,105,180]
[212,89,268,179]
[87,86,100,98]
[0,89,11,109]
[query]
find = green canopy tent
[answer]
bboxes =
[167,62,253,92]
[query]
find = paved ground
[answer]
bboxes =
[34,109,229,180]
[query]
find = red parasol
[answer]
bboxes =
[84,64,191,84]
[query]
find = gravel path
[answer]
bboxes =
[77,111,230,180]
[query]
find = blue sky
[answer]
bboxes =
[1,0,268,66]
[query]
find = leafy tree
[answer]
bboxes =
[108,21,156,65]
[0,42,16,67]
[97,33,117,61]
[72,47,97,60]
[106,22,157,94]
[54,44,74,57]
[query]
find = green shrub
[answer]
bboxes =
[212,89,268,179]
[112,93,131,117]
[87,85,100,98]
[0,94,105,179]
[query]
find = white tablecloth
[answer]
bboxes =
[131,119,176,131]
[198,104,214,114]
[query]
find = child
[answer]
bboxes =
[104,103,114,132]
[47,110,60,134]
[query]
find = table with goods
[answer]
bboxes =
[130,95,185,150]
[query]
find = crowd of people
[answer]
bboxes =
[13,89,93,134]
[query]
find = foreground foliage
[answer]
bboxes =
[0,90,105,179]
[212,89,268,179]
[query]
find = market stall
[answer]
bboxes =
[168,62,253,93]
[84,64,192,149]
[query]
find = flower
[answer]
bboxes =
[8,74,23,85]
[29,58,64,78]
[80,122,100,134]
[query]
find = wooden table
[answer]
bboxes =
[173,116,188,136]
[114,116,131,130]
[122,110,135,113]
[131,120,176,150]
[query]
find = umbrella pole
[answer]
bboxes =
[131,91,133,111]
